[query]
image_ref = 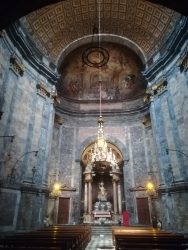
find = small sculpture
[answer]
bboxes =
[97,181,107,201]
[85,163,93,172]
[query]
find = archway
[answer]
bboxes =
[80,141,124,224]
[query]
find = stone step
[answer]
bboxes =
[91,226,112,236]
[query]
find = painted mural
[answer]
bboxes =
[60,43,147,101]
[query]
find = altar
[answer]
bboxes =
[93,198,112,224]
[93,211,111,219]
[83,177,122,224]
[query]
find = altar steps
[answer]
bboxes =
[84,226,115,250]
[91,225,112,236]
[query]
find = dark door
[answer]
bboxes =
[136,197,151,225]
[57,197,70,224]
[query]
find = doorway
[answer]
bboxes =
[57,197,70,224]
[136,197,151,225]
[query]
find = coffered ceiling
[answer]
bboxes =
[20,0,181,64]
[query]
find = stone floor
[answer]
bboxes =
[85,234,115,250]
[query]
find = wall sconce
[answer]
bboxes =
[49,181,76,198]
[146,181,155,192]
[0,111,3,119]
[0,135,15,163]
[50,181,62,198]
[166,148,188,158]
[146,181,157,197]
[31,165,37,183]
[7,150,38,184]
[0,135,15,142]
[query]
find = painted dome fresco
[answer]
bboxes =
[59,42,147,102]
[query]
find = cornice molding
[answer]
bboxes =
[36,81,60,104]
[9,53,24,77]
[177,49,188,72]
[144,79,168,103]
[55,102,149,118]
[158,181,188,195]
[144,17,188,82]
[5,21,59,85]
[129,186,146,192]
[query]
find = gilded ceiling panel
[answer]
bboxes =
[20,0,181,63]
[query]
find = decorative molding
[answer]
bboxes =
[142,113,151,128]
[144,79,168,103]
[54,114,64,126]
[158,181,188,195]
[6,22,58,85]
[36,81,58,102]
[129,186,146,192]
[21,183,48,195]
[82,46,109,68]
[177,50,188,72]
[60,184,76,192]
[23,1,180,62]
[56,100,149,118]
[9,54,24,77]
[144,17,188,82]
[36,81,49,98]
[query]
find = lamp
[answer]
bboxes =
[49,181,76,198]
[146,180,158,197]
[146,181,155,192]
[50,181,62,198]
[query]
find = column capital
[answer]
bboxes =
[84,173,93,182]
[112,173,120,182]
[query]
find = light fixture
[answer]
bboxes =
[91,92,117,165]
[7,150,38,184]
[0,111,3,119]
[0,135,15,142]
[166,148,188,158]
[31,165,37,183]
[49,181,76,198]
[146,181,155,192]
[146,181,157,197]
[89,0,117,167]
[50,181,62,198]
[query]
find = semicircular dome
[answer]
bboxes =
[59,42,147,102]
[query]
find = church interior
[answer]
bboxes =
[0,0,188,249]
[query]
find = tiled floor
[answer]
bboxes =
[85,234,115,250]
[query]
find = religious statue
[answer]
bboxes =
[85,162,93,172]
[97,181,107,201]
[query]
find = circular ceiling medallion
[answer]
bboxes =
[82,47,109,67]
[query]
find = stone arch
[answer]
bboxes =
[75,134,129,165]
[77,134,129,224]
[57,34,147,70]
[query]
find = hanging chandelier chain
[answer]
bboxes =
[98,0,102,117]
[99,80,102,117]
[98,0,101,47]
[89,0,117,167]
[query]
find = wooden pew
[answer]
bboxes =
[1,235,76,249]
[112,226,187,250]
[0,225,91,250]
